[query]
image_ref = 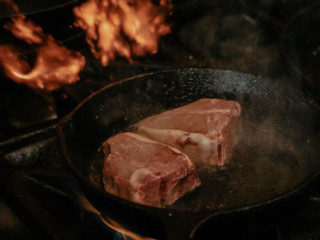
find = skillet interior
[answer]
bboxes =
[59,68,320,213]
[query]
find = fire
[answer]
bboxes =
[4,16,44,44]
[72,186,157,240]
[0,39,85,91]
[73,0,172,66]
[0,0,86,91]
[100,216,157,240]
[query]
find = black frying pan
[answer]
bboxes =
[57,68,320,240]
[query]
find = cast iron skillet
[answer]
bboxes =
[57,68,320,240]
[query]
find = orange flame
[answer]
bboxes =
[0,0,86,91]
[73,187,157,240]
[0,39,85,91]
[4,16,44,44]
[100,216,157,240]
[73,0,172,66]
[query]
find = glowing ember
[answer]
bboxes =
[73,0,172,66]
[0,0,86,91]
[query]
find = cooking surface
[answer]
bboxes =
[1,0,320,239]
[77,69,320,217]
[1,131,320,240]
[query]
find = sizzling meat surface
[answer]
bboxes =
[103,132,201,207]
[135,98,241,166]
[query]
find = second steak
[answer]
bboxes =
[135,98,241,166]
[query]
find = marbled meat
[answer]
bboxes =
[103,132,201,207]
[135,98,241,166]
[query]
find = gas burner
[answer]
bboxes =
[1,1,320,239]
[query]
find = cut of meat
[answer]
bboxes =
[135,98,241,166]
[103,132,201,207]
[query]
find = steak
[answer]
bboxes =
[135,98,241,166]
[103,132,201,207]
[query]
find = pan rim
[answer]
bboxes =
[57,67,320,215]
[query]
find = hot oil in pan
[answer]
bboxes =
[173,144,301,211]
[89,118,304,212]
[171,116,305,211]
